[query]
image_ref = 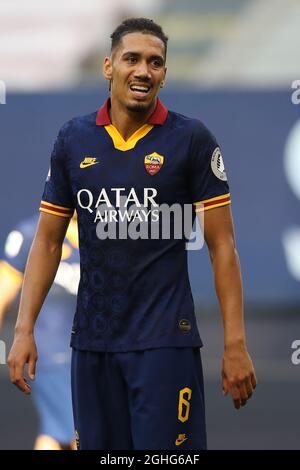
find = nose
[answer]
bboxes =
[134,61,151,80]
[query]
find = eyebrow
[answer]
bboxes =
[122,51,165,62]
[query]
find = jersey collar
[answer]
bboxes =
[96,98,168,126]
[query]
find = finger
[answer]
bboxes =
[28,356,36,381]
[238,383,249,403]
[14,362,31,394]
[230,386,241,409]
[8,358,16,384]
[222,375,229,396]
[251,372,257,389]
[233,398,241,409]
[12,371,32,394]
[245,377,253,398]
[15,377,31,394]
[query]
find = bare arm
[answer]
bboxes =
[8,212,70,394]
[200,204,257,409]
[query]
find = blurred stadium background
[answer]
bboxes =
[0,0,300,449]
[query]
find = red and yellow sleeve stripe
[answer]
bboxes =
[39,200,74,218]
[193,193,231,212]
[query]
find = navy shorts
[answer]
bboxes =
[71,347,206,450]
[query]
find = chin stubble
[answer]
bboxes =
[126,102,150,113]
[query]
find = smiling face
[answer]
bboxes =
[103,32,167,114]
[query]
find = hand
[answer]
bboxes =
[222,344,257,409]
[7,330,38,394]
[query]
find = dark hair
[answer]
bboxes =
[110,17,168,58]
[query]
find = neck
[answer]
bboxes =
[109,96,156,141]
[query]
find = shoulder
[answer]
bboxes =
[167,110,215,142]
[58,111,98,142]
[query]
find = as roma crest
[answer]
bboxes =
[144,152,164,176]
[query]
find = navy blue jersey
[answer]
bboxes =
[40,99,230,352]
[1,215,80,367]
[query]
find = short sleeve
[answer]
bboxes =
[189,122,231,212]
[40,127,74,218]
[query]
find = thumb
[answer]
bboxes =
[28,355,36,381]
[222,375,229,396]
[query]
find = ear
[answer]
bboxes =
[160,66,167,87]
[103,56,113,81]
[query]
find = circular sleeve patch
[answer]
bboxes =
[211,147,227,181]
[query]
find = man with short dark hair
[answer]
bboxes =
[8,17,257,450]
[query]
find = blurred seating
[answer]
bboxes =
[0,0,141,90]
[156,0,300,86]
[0,0,299,89]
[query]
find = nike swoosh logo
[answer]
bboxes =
[80,162,99,168]
[175,438,188,446]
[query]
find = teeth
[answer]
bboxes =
[130,85,149,92]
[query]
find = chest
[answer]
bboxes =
[67,126,191,196]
